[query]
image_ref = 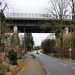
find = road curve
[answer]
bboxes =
[32,50,75,75]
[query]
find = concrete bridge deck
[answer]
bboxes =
[5,13,73,33]
[5,13,72,20]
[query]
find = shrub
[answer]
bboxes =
[54,33,72,58]
[8,49,18,65]
[41,39,56,53]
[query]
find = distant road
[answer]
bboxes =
[32,50,75,75]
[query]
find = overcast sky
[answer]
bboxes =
[19,33,53,46]
[2,0,71,46]
[4,0,52,46]
[5,0,50,13]
[32,33,52,46]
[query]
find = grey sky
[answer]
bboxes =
[19,33,52,46]
[32,33,51,46]
[5,0,50,13]
[4,0,52,46]
[3,0,71,46]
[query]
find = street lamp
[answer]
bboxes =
[24,28,26,61]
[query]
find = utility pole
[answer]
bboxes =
[24,28,26,61]
[0,1,2,49]
[70,42,72,59]
[0,2,2,74]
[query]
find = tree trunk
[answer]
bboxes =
[72,31,75,60]
[61,30,64,58]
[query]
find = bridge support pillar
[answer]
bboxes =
[63,27,69,34]
[13,25,20,58]
[13,26,18,51]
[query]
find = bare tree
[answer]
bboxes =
[71,0,75,60]
[42,0,71,57]
[68,0,75,60]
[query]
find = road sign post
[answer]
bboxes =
[24,28,26,61]
[70,51,71,59]
[69,48,72,59]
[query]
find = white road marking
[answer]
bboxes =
[59,62,67,66]
[52,60,57,62]
[72,67,75,69]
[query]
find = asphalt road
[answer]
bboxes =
[32,50,75,75]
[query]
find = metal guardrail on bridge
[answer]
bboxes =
[4,13,72,20]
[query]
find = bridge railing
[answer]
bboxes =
[4,13,72,20]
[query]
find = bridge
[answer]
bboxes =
[5,13,72,33]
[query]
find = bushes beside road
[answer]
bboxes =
[41,33,75,60]
[41,39,56,54]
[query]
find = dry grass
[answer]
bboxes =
[31,55,36,59]
[11,60,29,75]
[5,59,29,75]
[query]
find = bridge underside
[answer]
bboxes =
[6,19,46,33]
[10,26,42,33]
[6,18,72,33]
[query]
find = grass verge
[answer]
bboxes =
[49,53,75,62]
[29,50,37,53]
[41,50,75,62]
[31,55,36,59]
[37,60,48,75]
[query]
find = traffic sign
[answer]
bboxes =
[69,48,72,51]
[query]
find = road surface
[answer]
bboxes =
[32,50,75,75]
